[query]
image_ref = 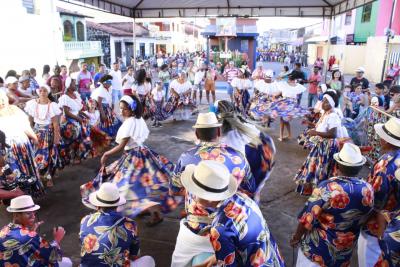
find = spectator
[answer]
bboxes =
[307,65,322,107]
[76,62,93,101]
[350,67,369,90]
[109,62,123,104]
[93,63,107,88]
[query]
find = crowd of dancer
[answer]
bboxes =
[0,54,400,267]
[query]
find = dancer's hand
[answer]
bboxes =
[307,129,317,136]
[53,226,66,244]
[100,154,108,167]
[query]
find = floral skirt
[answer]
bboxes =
[174,96,196,121]
[294,137,340,196]
[162,96,178,119]
[245,132,276,203]
[60,117,92,163]
[269,98,309,121]
[151,101,165,121]
[248,95,274,121]
[33,124,64,179]
[80,146,179,217]
[5,137,44,197]
[100,104,121,138]
[138,94,152,120]
[234,90,250,116]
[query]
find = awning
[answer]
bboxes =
[305,36,328,43]
[60,0,376,18]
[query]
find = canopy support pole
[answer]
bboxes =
[133,18,137,69]
[380,0,397,82]
[324,17,332,83]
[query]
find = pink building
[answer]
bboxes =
[375,0,400,36]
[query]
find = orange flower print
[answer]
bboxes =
[311,205,322,217]
[327,182,344,192]
[368,175,383,191]
[20,227,36,237]
[362,187,374,207]
[35,155,44,164]
[299,212,313,230]
[250,248,266,267]
[210,228,221,251]
[223,252,235,265]
[318,212,335,230]
[199,151,210,160]
[0,226,10,238]
[333,232,355,250]
[231,156,243,165]
[224,202,247,222]
[317,229,327,240]
[4,263,20,267]
[330,190,350,209]
[189,203,209,216]
[124,222,138,236]
[134,158,144,169]
[83,234,100,253]
[311,254,326,267]
[140,173,154,187]
[374,255,390,267]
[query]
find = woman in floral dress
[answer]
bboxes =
[231,68,252,116]
[132,69,152,120]
[167,71,195,121]
[24,84,63,187]
[81,95,178,226]
[90,75,121,138]
[58,77,91,164]
[0,92,44,197]
[294,90,349,196]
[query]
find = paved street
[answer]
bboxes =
[0,62,362,267]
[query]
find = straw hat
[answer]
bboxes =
[331,64,339,71]
[374,117,400,147]
[193,112,222,129]
[7,195,40,213]
[355,66,365,73]
[5,76,18,85]
[88,182,126,208]
[181,160,238,201]
[333,143,366,167]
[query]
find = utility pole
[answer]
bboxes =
[380,0,397,82]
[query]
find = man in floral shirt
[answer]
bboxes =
[0,195,71,267]
[358,118,400,267]
[375,210,400,267]
[171,112,255,266]
[180,160,285,267]
[291,143,374,267]
[80,183,155,267]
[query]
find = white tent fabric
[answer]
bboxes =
[63,0,376,18]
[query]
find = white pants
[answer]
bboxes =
[58,257,73,267]
[171,219,214,267]
[357,231,380,267]
[296,249,319,267]
[131,256,155,267]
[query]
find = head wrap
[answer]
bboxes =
[36,84,51,96]
[320,84,327,93]
[120,95,137,111]
[65,77,72,89]
[323,94,335,109]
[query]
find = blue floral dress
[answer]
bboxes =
[79,210,140,266]
[298,176,374,267]
[376,211,400,267]
[171,142,254,233]
[210,192,285,266]
[0,223,62,267]
[81,117,179,218]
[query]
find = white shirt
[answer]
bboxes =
[18,86,34,97]
[194,71,205,85]
[116,117,150,150]
[122,74,135,89]
[25,100,61,125]
[0,106,31,144]
[109,69,122,91]
[170,80,192,94]
[157,58,164,67]
[316,112,348,138]
[276,81,306,98]
[91,85,112,106]
[255,81,279,95]
[58,92,83,116]
[84,110,100,126]
[231,78,252,90]
[151,88,164,101]
[132,82,151,95]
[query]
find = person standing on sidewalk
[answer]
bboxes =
[307,66,321,107]
[76,62,93,101]
[223,61,240,103]
[109,62,123,105]
[290,63,307,105]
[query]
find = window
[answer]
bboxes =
[63,20,75,41]
[345,11,352,25]
[361,3,372,23]
[76,21,85,41]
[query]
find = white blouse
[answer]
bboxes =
[25,100,61,125]
[58,92,83,116]
[170,80,192,94]
[316,112,348,138]
[122,74,135,89]
[84,110,100,127]
[276,81,306,98]
[116,117,150,150]
[231,78,252,90]
[91,85,112,106]
[132,82,151,95]
[151,88,164,101]
[255,81,279,95]
[0,107,31,144]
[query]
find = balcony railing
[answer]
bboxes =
[64,41,103,60]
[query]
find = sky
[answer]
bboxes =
[57,0,322,32]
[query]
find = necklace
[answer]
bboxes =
[35,99,51,121]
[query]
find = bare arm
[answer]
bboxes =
[100,138,129,167]
[62,106,82,123]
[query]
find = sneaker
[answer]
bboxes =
[151,122,157,128]
[157,122,163,128]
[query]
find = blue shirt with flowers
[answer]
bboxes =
[210,192,285,267]
[79,210,140,267]
[0,223,62,267]
[298,176,374,267]
[376,211,400,267]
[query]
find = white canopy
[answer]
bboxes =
[63,0,375,18]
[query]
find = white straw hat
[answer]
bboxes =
[7,195,40,213]
[334,143,366,167]
[331,64,339,71]
[355,66,365,73]
[5,76,18,85]
[193,112,222,129]
[374,118,400,147]
[181,160,238,201]
[88,182,126,208]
